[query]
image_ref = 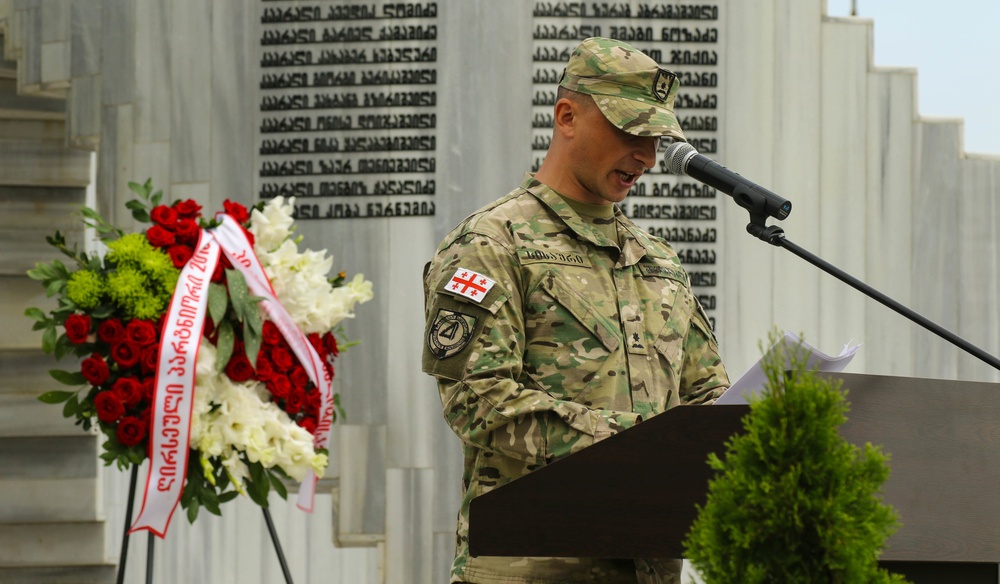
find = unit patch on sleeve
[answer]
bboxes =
[444,268,495,303]
[427,308,478,359]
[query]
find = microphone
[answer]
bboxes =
[663,142,792,221]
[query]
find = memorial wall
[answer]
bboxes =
[253,0,728,330]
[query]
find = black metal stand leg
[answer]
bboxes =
[116,465,140,584]
[263,507,295,584]
[146,533,155,584]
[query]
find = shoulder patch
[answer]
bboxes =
[444,268,495,303]
[427,308,478,359]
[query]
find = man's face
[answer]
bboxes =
[564,101,659,206]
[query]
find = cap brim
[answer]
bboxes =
[590,95,686,141]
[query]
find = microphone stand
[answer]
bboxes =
[735,184,1000,373]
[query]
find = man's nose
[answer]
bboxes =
[633,136,658,169]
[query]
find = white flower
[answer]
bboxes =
[249,196,297,252]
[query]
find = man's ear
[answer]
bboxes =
[552,98,578,139]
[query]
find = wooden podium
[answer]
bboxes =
[468,373,1000,583]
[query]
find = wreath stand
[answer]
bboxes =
[115,465,295,584]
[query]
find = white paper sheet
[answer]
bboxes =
[714,331,862,405]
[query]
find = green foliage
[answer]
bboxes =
[683,331,909,584]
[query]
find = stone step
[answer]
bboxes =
[0,275,54,350]
[0,350,56,396]
[0,435,98,481]
[0,78,65,120]
[0,522,107,567]
[0,185,87,276]
[0,392,83,437]
[0,477,99,523]
[0,565,117,584]
[0,136,91,188]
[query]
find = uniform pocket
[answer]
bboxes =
[522,272,620,399]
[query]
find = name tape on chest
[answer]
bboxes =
[445,267,496,303]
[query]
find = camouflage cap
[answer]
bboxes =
[559,37,685,141]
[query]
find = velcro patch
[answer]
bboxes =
[638,262,688,284]
[427,309,477,359]
[444,268,495,303]
[517,248,592,267]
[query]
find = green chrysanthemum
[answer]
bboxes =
[105,233,155,267]
[65,269,105,310]
[107,266,166,320]
[103,232,180,320]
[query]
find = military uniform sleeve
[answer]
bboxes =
[679,296,730,404]
[423,232,640,466]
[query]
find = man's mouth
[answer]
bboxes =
[617,170,639,185]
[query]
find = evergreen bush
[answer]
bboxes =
[683,332,909,583]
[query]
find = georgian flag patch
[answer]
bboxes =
[445,268,495,303]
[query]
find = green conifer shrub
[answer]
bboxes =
[683,333,909,583]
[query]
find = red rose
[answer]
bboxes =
[174,199,202,219]
[285,387,306,414]
[140,376,155,401]
[254,356,274,382]
[94,390,125,423]
[174,219,200,246]
[211,260,225,283]
[223,199,251,224]
[111,341,141,369]
[267,374,291,399]
[150,205,178,228]
[262,321,283,346]
[271,346,294,372]
[290,366,309,390]
[81,353,110,386]
[112,376,143,409]
[166,245,193,268]
[140,343,159,374]
[64,314,91,344]
[307,332,323,355]
[322,332,339,358]
[126,319,158,346]
[306,390,321,415]
[225,353,255,383]
[298,416,317,435]
[97,318,125,344]
[145,225,175,248]
[116,416,147,446]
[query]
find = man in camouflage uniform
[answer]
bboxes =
[423,37,730,584]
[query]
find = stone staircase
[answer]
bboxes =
[0,34,117,584]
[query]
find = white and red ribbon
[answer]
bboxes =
[130,214,334,537]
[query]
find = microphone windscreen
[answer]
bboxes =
[663,142,697,175]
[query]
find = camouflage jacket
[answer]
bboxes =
[422,175,730,584]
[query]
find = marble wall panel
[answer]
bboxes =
[720,0,777,374]
[769,0,823,346]
[385,468,433,584]
[66,73,100,148]
[817,18,869,367]
[912,119,962,379]
[99,0,133,105]
[209,0,256,206]
[69,0,101,77]
[336,424,386,545]
[958,156,1000,381]
[168,0,210,183]
[432,0,534,242]
[864,69,916,376]
[12,0,41,91]
[385,216,438,469]
[133,0,170,143]
[98,103,136,225]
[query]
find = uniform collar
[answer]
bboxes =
[520,174,668,265]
